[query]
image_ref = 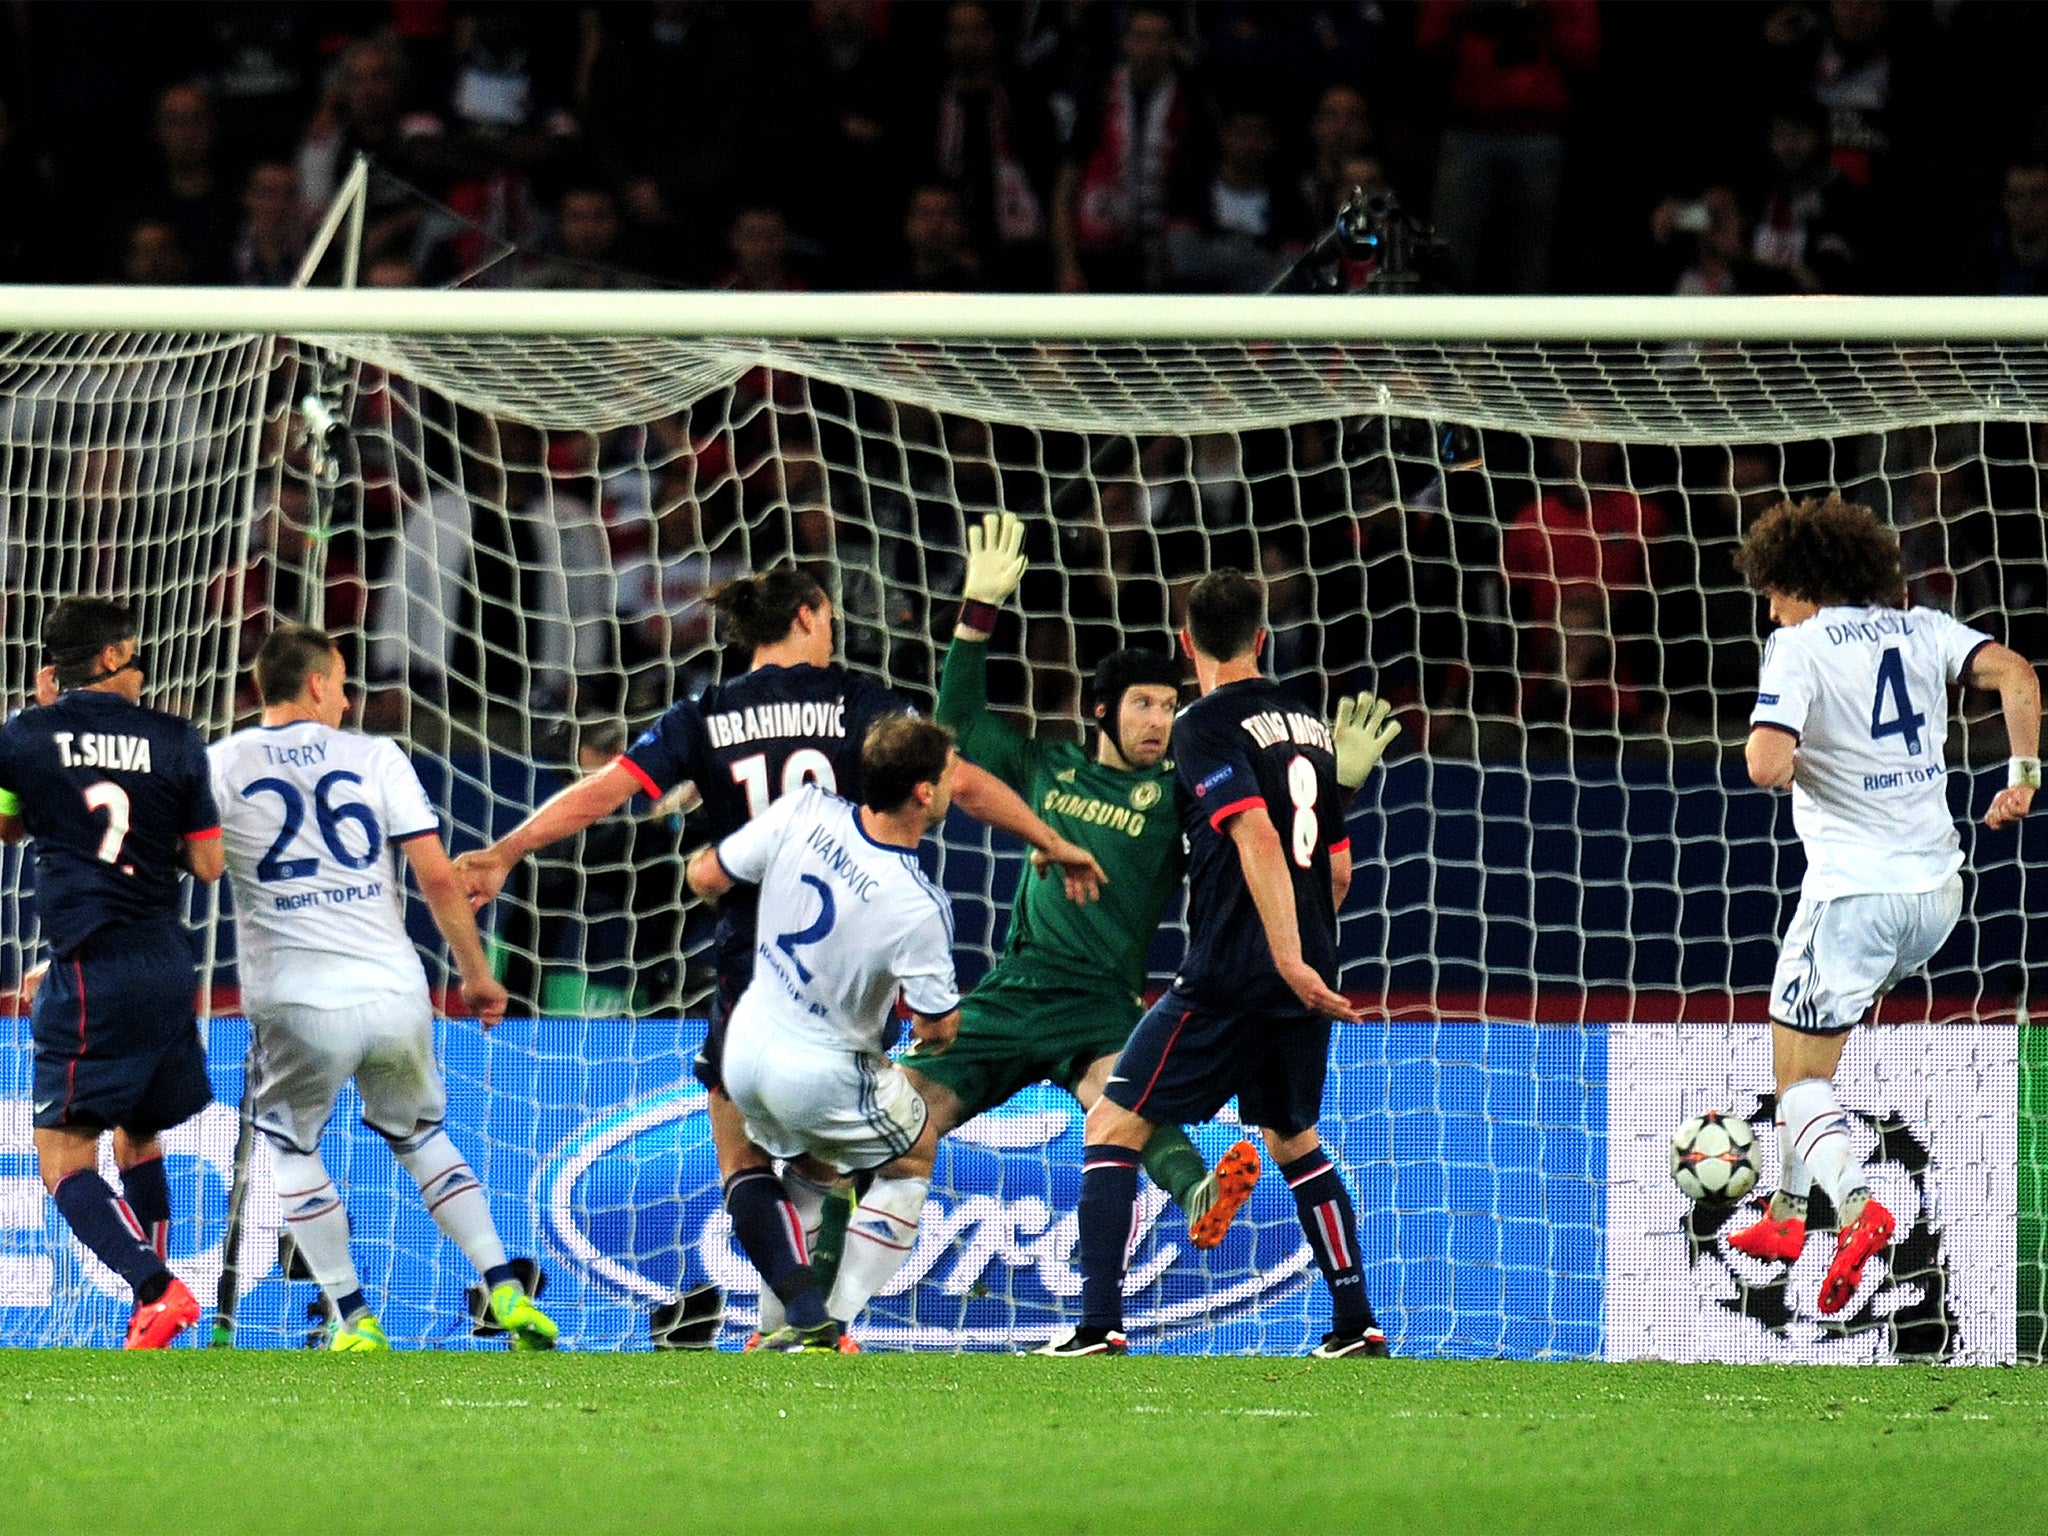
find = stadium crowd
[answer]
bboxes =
[5,2,2043,772]
[1,0,2046,297]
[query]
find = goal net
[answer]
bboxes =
[0,291,2040,1363]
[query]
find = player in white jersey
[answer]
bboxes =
[211,626,556,1351]
[1728,496,2040,1314]
[684,713,962,1352]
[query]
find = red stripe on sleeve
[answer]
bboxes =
[613,755,662,799]
[1329,838,1350,856]
[183,826,222,841]
[1206,795,1265,831]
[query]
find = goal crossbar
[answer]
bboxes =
[5,287,2048,342]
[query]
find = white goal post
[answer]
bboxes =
[0,287,2040,1363]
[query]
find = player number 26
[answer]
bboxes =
[241,771,384,882]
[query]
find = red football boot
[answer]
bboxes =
[124,1277,199,1350]
[1189,1140,1262,1250]
[1818,1198,1895,1316]
[1728,1208,1807,1263]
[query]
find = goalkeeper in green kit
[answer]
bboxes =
[810,515,1402,1342]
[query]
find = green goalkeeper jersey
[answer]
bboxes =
[935,636,1185,1001]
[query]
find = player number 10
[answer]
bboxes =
[730,748,837,818]
[1287,754,1318,869]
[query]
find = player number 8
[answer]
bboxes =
[1287,754,1318,869]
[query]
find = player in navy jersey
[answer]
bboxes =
[456,562,1104,1343]
[1039,568,1398,1359]
[0,598,225,1348]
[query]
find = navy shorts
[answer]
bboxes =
[690,970,745,1093]
[1103,987,1332,1137]
[31,920,210,1136]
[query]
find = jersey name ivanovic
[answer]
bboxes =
[1040,787,1147,837]
[704,699,849,749]
[53,731,152,772]
[1239,710,1334,753]
[803,821,881,902]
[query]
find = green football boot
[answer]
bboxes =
[490,1282,560,1351]
[330,1313,391,1353]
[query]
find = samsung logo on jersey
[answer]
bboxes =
[706,701,848,749]
[1241,711,1334,753]
[52,731,152,773]
[536,1083,1310,1343]
[1823,614,1914,646]
[1041,788,1146,838]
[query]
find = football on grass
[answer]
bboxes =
[1670,1111,1760,1203]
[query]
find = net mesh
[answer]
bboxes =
[0,318,2040,1357]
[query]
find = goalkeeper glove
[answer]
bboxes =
[1333,691,1401,789]
[961,512,1027,608]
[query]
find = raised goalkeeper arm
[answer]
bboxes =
[1332,691,1401,791]
[937,516,1035,788]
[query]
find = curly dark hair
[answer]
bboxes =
[1733,494,1907,609]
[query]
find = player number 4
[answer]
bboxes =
[1869,646,1926,755]
[730,748,838,818]
[1287,754,1318,869]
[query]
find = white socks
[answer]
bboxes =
[1778,1078,1866,1213]
[269,1145,361,1302]
[393,1128,509,1278]
[827,1175,928,1326]
[1770,1114,1814,1219]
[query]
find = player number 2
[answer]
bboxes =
[773,873,837,985]
[82,781,130,864]
[1869,646,1926,755]
[731,749,838,818]
[1287,754,1318,869]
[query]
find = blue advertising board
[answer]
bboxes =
[0,1015,1605,1356]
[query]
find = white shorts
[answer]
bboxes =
[1769,876,1964,1035]
[250,992,447,1152]
[721,1015,927,1174]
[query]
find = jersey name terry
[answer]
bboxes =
[52,732,152,772]
[705,700,848,749]
[1239,710,1335,753]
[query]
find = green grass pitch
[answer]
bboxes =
[2,1350,2044,1534]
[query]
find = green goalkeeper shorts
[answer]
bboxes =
[899,965,1142,1123]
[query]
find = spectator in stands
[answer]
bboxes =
[1750,98,1871,293]
[124,85,236,282]
[720,206,804,291]
[894,184,985,290]
[1501,436,1666,730]
[1166,104,1307,292]
[1297,83,1376,232]
[1762,0,1894,195]
[580,1,767,282]
[211,478,367,722]
[612,454,748,695]
[0,97,53,281]
[1955,158,2048,296]
[529,183,639,289]
[232,161,306,286]
[923,0,1055,289]
[121,218,190,284]
[1052,5,1203,292]
[793,0,906,281]
[297,35,445,263]
[502,423,614,719]
[1419,0,1599,295]
[1648,185,1791,296]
